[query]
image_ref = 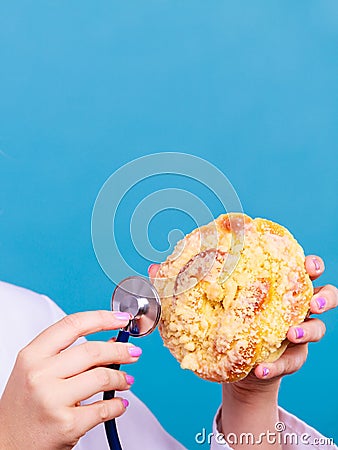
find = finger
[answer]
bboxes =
[75,397,129,435]
[52,341,142,378]
[62,368,134,405]
[310,284,338,314]
[148,264,160,282]
[254,343,308,379]
[27,311,131,358]
[287,318,326,343]
[305,255,325,280]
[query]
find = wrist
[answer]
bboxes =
[220,376,281,449]
[223,374,280,407]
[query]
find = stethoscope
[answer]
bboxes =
[103,276,162,450]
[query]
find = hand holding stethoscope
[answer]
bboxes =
[0,288,157,450]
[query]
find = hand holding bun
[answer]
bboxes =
[153,213,313,383]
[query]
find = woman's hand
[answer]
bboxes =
[232,255,337,388]
[0,310,142,450]
[220,255,337,449]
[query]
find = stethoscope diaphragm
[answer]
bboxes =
[111,276,161,337]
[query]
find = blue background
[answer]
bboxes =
[1,1,337,448]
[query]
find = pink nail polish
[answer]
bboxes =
[312,258,321,272]
[148,264,156,274]
[126,374,135,385]
[316,297,326,310]
[128,346,142,357]
[122,398,129,408]
[114,312,131,321]
[295,327,304,339]
[262,367,269,377]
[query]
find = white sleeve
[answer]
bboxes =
[114,390,187,450]
[73,388,187,450]
[40,294,68,322]
[210,405,337,450]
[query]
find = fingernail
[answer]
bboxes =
[148,264,156,274]
[262,367,270,377]
[295,327,304,339]
[312,258,321,272]
[128,346,142,357]
[122,398,129,408]
[126,374,135,385]
[113,312,131,321]
[316,297,326,310]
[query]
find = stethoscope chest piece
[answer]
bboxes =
[105,276,162,450]
[112,276,161,337]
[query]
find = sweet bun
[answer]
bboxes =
[153,213,313,383]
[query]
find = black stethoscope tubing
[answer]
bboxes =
[104,276,161,450]
[104,329,130,450]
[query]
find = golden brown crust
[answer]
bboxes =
[153,213,313,383]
